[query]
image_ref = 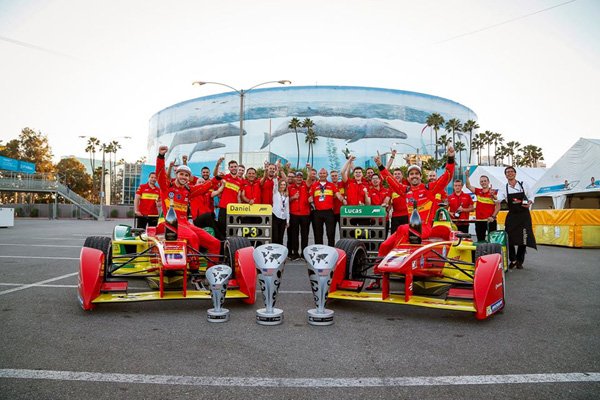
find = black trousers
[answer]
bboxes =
[216,207,228,240]
[390,215,408,234]
[475,220,498,242]
[456,223,470,234]
[312,209,336,247]
[135,216,158,229]
[508,244,527,263]
[272,214,287,245]
[287,214,310,257]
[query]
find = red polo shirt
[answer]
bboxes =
[136,183,160,216]
[309,181,338,210]
[474,188,497,219]
[345,178,369,205]
[289,182,311,216]
[219,174,243,208]
[261,177,275,205]
[448,191,474,221]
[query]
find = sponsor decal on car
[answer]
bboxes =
[490,299,503,313]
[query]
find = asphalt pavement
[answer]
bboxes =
[0,218,599,399]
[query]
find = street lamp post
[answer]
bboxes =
[79,136,131,221]
[192,80,292,164]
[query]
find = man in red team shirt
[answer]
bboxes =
[330,169,345,230]
[427,170,448,205]
[260,162,277,205]
[212,157,243,239]
[341,156,370,205]
[375,145,455,256]
[388,168,409,234]
[309,168,346,247]
[465,169,499,241]
[240,167,261,205]
[134,172,160,229]
[155,146,221,259]
[288,171,312,259]
[448,179,474,234]
[190,166,219,232]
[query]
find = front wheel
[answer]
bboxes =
[335,239,368,283]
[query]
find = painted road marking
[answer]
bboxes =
[0,256,79,260]
[0,283,312,293]
[0,243,81,248]
[0,272,78,296]
[0,369,598,387]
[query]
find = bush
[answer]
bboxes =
[110,209,119,218]
[126,209,134,218]
[30,208,39,217]
[15,207,23,217]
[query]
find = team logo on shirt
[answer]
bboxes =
[168,192,174,199]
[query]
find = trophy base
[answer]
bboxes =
[256,308,284,325]
[207,308,230,323]
[307,308,334,326]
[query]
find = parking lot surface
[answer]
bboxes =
[1,219,599,399]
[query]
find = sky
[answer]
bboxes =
[0,0,598,167]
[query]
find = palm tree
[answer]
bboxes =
[519,145,544,167]
[454,141,466,179]
[444,118,463,150]
[481,130,494,165]
[106,140,121,203]
[495,145,508,166]
[304,127,318,165]
[491,132,504,166]
[85,137,100,195]
[426,113,445,161]
[288,117,302,169]
[471,133,484,165]
[302,118,315,164]
[462,119,479,164]
[436,134,452,148]
[504,141,521,166]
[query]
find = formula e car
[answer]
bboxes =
[327,206,505,320]
[77,224,257,311]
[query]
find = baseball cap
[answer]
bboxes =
[407,165,422,174]
[175,165,192,175]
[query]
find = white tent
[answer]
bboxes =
[531,138,600,209]
[464,165,545,197]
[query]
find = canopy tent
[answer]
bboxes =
[532,138,600,209]
[465,165,545,199]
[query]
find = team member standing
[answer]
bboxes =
[212,157,243,239]
[271,176,290,245]
[309,168,346,247]
[190,168,219,231]
[465,169,499,241]
[375,145,455,255]
[288,171,311,260]
[427,170,448,205]
[134,172,161,229]
[448,179,474,234]
[496,166,537,269]
[342,156,370,205]
[240,167,262,205]
[260,162,277,206]
[330,169,345,230]
[155,146,221,258]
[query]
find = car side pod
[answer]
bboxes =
[253,243,288,326]
[78,247,104,311]
[303,245,339,326]
[205,265,233,323]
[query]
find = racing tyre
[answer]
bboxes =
[475,243,502,260]
[224,236,252,270]
[83,236,113,277]
[335,239,368,282]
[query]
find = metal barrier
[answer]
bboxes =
[226,203,272,246]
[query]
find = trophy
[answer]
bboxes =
[205,265,233,323]
[342,147,351,160]
[303,245,339,326]
[253,243,288,325]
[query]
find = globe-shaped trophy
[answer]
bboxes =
[303,245,339,326]
[253,243,288,325]
[205,264,233,323]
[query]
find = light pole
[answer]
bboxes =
[192,80,292,164]
[79,136,131,221]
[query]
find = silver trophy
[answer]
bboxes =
[205,265,233,323]
[303,245,339,326]
[253,243,288,325]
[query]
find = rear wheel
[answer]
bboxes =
[335,239,368,282]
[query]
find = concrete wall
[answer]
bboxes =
[1,203,134,220]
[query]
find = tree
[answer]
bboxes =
[462,119,479,164]
[288,117,302,170]
[304,127,318,165]
[436,134,452,148]
[454,141,466,178]
[302,118,316,164]
[1,128,55,173]
[491,132,504,166]
[471,133,484,165]
[482,130,495,165]
[504,141,521,166]
[0,139,21,159]
[84,137,101,196]
[426,113,445,161]
[55,157,93,199]
[444,118,463,151]
[518,145,544,167]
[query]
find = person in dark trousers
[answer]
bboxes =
[308,168,346,247]
[495,166,537,269]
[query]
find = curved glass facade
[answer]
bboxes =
[148,86,477,170]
